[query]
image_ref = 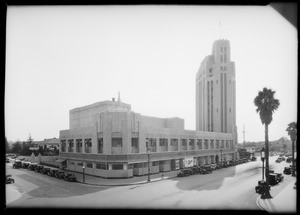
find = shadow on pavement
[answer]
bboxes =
[16,173,112,198]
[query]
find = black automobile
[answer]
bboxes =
[22,161,31,169]
[35,164,44,173]
[283,167,292,175]
[242,158,248,163]
[229,160,236,166]
[286,157,292,163]
[48,168,60,177]
[177,169,193,177]
[190,166,200,174]
[13,160,22,169]
[275,158,282,163]
[201,165,212,174]
[269,173,284,186]
[55,170,65,179]
[63,173,77,182]
[255,180,271,194]
[28,163,38,171]
[6,158,10,163]
[6,175,15,184]
[251,157,257,161]
[41,166,51,175]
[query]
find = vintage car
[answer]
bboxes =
[275,158,282,163]
[283,167,292,175]
[6,175,15,184]
[269,173,284,186]
[286,157,292,163]
[251,157,257,161]
[177,169,193,177]
[54,170,65,179]
[48,168,60,177]
[210,164,217,170]
[13,160,22,169]
[35,164,44,173]
[242,158,248,163]
[189,166,201,174]
[22,161,31,169]
[28,163,38,171]
[63,173,77,182]
[41,166,51,175]
[255,180,271,194]
[6,158,10,163]
[200,165,212,174]
[229,160,236,166]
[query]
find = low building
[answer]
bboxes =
[59,97,237,179]
[32,138,60,151]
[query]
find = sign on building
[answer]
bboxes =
[184,157,195,167]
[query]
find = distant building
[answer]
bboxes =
[31,138,60,151]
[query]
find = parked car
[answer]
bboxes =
[63,173,77,182]
[6,158,10,163]
[28,163,38,171]
[190,166,200,174]
[35,164,44,173]
[286,157,292,163]
[177,169,193,177]
[13,160,22,169]
[22,161,31,169]
[283,167,292,175]
[255,180,271,194]
[229,160,236,166]
[275,158,282,163]
[54,170,65,179]
[6,175,15,184]
[251,157,257,161]
[41,166,51,175]
[48,168,60,177]
[210,164,217,170]
[201,165,212,174]
[242,158,248,163]
[269,173,284,186]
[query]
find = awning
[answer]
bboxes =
[55,158,67,163]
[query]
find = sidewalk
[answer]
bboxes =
[257,177,297,213]
[70,170,179,186]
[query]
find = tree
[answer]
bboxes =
[254,87,280,199]
[11,141,22,154]
[5,137,10,153]
[286,122,297,176]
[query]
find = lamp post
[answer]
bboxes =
[220,149,223,163]
[82,165,85,183]
[261,147,265,180]
[147,148,151,182]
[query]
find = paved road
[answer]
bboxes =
[7,156,290,209]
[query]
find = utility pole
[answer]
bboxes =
[243,125,245,149]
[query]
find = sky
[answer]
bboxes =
[5,5,297,143]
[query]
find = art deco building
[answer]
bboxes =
[59,39,238,179]
[196,39,238,143]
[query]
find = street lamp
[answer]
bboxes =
[82,165,85,183]
[261,147,265,180]
[220,149,223,163]
[147,148,151,182]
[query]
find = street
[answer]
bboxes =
[6,156,294,209]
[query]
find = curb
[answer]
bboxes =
[76,175,177,186]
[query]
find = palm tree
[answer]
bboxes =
[254,87,280,199]
[286,122,297,176]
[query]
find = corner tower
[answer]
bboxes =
[196,39,237,139]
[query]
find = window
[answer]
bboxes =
[69,161,75,165]
[221,66,223,71]
[210,140,214,149]
[86,162,93,168]
[98,138,103,154]
[221,55,223,62]
[226,140,229,148]
[159,138,167,146]
[197,139,202,150]
[170,139,178,151]
[189,139,195,150]
[146,138,156,152]
[77,162,83,166]
[84,138,92,147]
[61,140,66,152]
[221,47,223,53]
[112,138,122,147]
[204,139,209,149]
[216,140,220,149]
[131,138,139,153]
[112,164,123,170]
[221,140,224,148]
[96,163,106,170]
[68,139,74,147]
[180,139,187,150]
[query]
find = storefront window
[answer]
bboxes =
[112,164,123,170]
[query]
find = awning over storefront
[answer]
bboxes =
[55,158,67,163]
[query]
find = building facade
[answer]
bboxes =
[59,39,238,179]
[196,39,237,145]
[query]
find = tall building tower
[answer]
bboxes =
[196,39,237,142]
